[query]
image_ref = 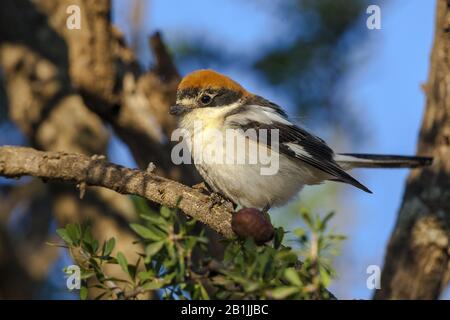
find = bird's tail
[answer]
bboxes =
[334,153,433,170]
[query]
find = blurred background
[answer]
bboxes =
[0,0,445,299]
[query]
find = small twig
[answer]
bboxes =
[77,182,87,199]
[146,162,156,173]
[149,31,179,80]
[122,286,144,299]
[104,279,126,299]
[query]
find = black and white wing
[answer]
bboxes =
[224,96,372,193]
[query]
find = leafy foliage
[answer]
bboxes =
[56,197,345,300]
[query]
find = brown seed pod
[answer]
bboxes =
[231,208,274,245]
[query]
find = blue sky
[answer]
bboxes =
[111,0,439,299]
[336,0,436,298]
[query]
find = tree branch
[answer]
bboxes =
[0,146,235,238]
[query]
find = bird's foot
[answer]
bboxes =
[261,204,272,222]
[192,182,210,194]
[208,192,236,211]
[193,182,237,210]
[262,204,271,214]
[208,192,225,210]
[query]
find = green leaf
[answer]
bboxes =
[128,257,140,280]
[130,223,164,241]
[300,210,314,229]
[163,272,176,283]
[91,240,99,253]
[258,249,274,278]
[243,281,260,293]
[329,234,347,241]
[270,286,298,299]
[273,227,285,249]
[319,264,332,287]
[319,211,335,231]
[199,284,210,300]
[56,228,73,245]
[116,252,129,276]
[79,286,88,300]
[132,196,152,215]
[160,206,172,218]
[89,258,102,276]
[103,238,116,256]
[82,230,99,254]
[145,241,165,260]
[293,227,306,238]
[82,226,93,244]
[243,238,256,253]
[80,272,96,280]
[137,270,155,281]
[284,268,302,286]
[141,279,165,291]
[66,223,82,245]
[164,242,177,268]
[140,213,167,227]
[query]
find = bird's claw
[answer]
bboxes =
[192,182,210,194]
[90,154,106,161]
[209,192,223,209]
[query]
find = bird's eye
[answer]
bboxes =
[200,94,212,105]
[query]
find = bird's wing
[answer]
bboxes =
[224,99,371,193]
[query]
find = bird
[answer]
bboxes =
[170,69,432,211]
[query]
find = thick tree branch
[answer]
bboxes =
[0,146,235,238]
[375,0,450,299]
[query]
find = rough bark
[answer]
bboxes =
[375,0,450,299]
[0,0,183,298]
[0,146,235,238]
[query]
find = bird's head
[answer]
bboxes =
[170,69,249,116]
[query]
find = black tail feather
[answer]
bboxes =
[335,153,433,169]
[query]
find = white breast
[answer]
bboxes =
[178,107,325,208]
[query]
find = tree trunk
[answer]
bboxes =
[0,0,211,299]
[375,0,450,299]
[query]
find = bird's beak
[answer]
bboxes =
[170,105,190,116]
